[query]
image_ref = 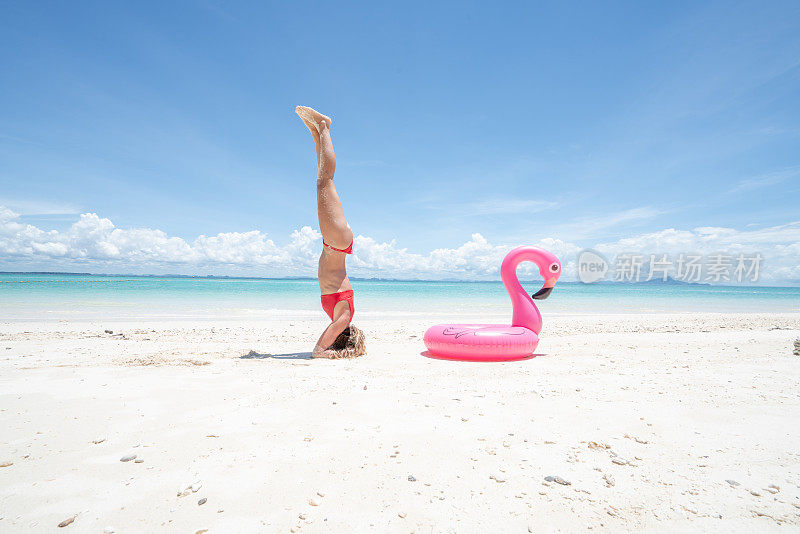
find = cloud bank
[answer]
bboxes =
[1,206,798,284]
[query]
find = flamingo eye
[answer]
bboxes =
[549,263,560,273]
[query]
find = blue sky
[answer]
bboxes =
[1,1,799,281]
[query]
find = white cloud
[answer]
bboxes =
[339,159,387,168]
[553,206,665,241]
[415,196,560,216]
[727,166,800,194]
[350,233,575,279]
[594,223,800,283]
[0,199,81,215]
[0,206,798,283]
[583,206,663,229]
[465,199,560,215]
[0,208,303,271]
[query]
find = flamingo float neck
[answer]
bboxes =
[500,246,558,334]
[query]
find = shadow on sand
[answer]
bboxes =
[241,350,314,360]
[420,350,542,362]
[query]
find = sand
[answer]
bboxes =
[1,313,800,532]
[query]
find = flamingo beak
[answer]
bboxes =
[532,277,557,300]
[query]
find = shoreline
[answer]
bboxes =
[5,271,798,289]
[3,306,800,324]
[3,309,800,325]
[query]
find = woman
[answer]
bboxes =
[295,106,364,359]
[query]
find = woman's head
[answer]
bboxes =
[328,324,366,358]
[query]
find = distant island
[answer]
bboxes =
[0,271,788,288]
[594,276,711,286]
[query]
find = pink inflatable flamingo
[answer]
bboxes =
[423,246,561,361]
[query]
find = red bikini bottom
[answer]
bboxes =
[320,289,354,321]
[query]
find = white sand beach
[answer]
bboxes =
[1,312,800,532]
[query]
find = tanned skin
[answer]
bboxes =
[295,106,354,358]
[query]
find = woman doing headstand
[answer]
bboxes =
[295,106,362,359]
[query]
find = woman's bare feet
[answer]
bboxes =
[295,106,331,132]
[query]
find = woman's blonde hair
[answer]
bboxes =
[327,324,366,358]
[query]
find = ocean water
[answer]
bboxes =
[1,273,798,321]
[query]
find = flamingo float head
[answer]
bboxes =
[530,249,562,300]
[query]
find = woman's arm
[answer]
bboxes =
[312,309,351,357]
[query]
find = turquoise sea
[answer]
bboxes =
[1,273,798,321]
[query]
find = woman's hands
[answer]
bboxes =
[312,344,339,359]
[312,308,351,358]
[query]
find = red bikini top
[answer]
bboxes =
[323,241,353,254]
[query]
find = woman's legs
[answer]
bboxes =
[316,121,352,248]
[296,106,352,249]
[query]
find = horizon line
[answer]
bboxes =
[0,271,796,289]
